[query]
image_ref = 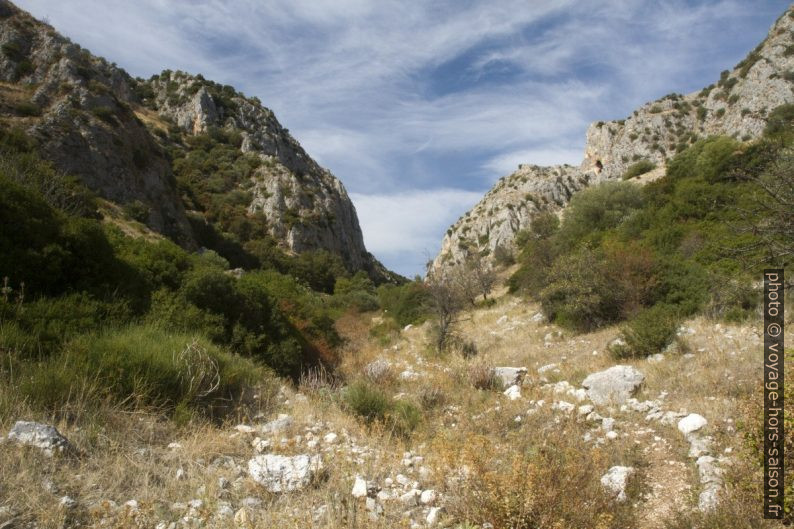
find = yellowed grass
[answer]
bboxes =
[0,285,788,528]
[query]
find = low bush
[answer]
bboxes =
[342,380,391,423]
[615,304,680,359]
[10,325,265,419]
[623,159,656,180]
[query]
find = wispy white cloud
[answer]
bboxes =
[14,0,791,275]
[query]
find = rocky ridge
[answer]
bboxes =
[432,5,794,272]
[0,0,387,277]
[142,71,381,274]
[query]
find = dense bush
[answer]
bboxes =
[614,304,680,359]
[623,159,656,179]
[377,280,432,327]
[9,325,265,419]
[510,124,794,332]
[554,181,644,249]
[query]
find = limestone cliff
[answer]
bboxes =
[139,70,381,275]
[0,0,392,280]
[432,5,794,273]
[0,0,193,245]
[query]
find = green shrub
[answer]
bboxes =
[623,159,656,180]
[343,381,391,423]
[387,400,422,436]
[540,247,622,332]
[1,293,132,359]
[12,325,265,418]
[555,181,644,249]
[14,102,40,116]
[377,281,432,326]
[615,304,680,358]
[90,106,116,124]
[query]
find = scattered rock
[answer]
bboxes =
[503,385,522,400]
[7,421,72,456]
[581,366,645,406]
[420,489,437,505]
[678,414,707,437]
[259,414,292,435]
[59,496,77,509]
[600,466,635,502]
[352,476,368,498]
[364,359,393,381]
[248,454,323,492]
[426,506,444,525]
[492,367,528,387]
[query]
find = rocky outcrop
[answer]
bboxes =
[0,1,393,279]
[0,0,194,245]
[248,454,323,493]
[581,365,645,406]
[140,70,382,275]
[433,5,794,273]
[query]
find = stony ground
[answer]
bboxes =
[0,284,783,529]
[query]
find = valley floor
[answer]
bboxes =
[0,286,785,529]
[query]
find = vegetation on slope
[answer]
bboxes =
[509,104,794,356]
[0,124,382,424]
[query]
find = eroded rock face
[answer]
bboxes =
[144,71,377,275]
[7,421,72,456]
[0,2,392,279]
[581,365,645,406]
[432,5,794,274]
[248,454,323,492]
[0,1,194,246]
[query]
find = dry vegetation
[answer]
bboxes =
[2,280,788,529]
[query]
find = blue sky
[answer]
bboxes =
[16,0,791,277]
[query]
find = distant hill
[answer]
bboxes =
[0,0,397,282]
[432,4,794,273]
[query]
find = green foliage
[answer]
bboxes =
[764,104,794,140]
[387,400,422,436]
[614,305,680,359]
[342,381,422,436]
[377,280,432,327]
[623,159,656,180]
[14,101,40,116]
[334,271,378,312]
[343,381,391,423]
[90,105,116,124]
[555,181,644,249]
[539,247,622,332]
[9,325,264,418]
[511,127,791,332]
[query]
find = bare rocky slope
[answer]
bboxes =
[432,5,794,273]
[0,0,391,280]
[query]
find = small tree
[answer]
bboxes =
[425,268,464,352]
[465,251,496,302]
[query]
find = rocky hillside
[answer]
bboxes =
[432,5,794,272]
[137,71,380,274]
[0,1,193,245]
[0,0,389,279]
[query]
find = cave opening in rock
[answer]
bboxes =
[595,159,603,172]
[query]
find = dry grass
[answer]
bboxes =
[0,286,789,528]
